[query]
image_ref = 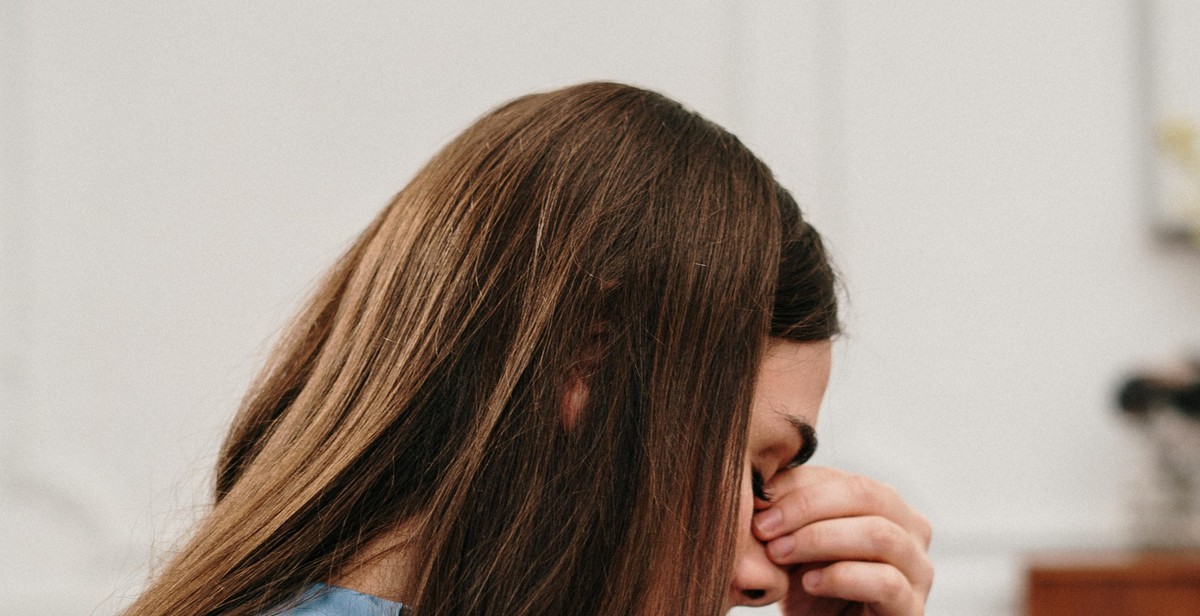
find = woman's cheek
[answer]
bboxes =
[733,464,759,561]
[738,465,756,533]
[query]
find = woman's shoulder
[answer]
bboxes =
[269,583,411,616]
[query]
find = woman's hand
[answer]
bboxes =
[751,466,933,616]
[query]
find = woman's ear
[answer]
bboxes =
[559,322,607,431]
[560,375,589,432]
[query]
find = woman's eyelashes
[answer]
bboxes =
[750,469,772,503]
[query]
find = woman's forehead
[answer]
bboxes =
[753,340,831,428]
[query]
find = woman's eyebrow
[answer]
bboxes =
[777,412,819,467]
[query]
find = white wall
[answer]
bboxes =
[3,2,1198,615]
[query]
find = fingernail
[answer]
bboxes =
[767,534,794,559]
[754,508,782,535]
[803,569,822,590]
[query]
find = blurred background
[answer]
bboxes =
[4,1,1200,614]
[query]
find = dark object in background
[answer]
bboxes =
[1114,356,1200,550]
[1116,361,1200,420]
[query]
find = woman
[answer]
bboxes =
[123,82,932,616]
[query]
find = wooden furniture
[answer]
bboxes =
[1026,550,1200,616]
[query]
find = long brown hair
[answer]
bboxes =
[124,82,838,616]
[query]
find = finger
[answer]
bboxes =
[801,560,925,616]
[754,469,930,547]
[765,516,933,591]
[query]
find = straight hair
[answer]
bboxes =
[123,81,838,616]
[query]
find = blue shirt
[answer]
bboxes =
[273,583,411,616]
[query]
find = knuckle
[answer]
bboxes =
[866,518,897,555]
[922,561,936,594]
[851,476,883,509]
[880,568,909,604]
[876,481,900,506]
[808,464,835,477]
[915,513,933,547]
[789,486,816,521]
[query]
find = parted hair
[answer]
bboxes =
[123,81,838,616]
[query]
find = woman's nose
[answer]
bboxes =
[729,539,788,607]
